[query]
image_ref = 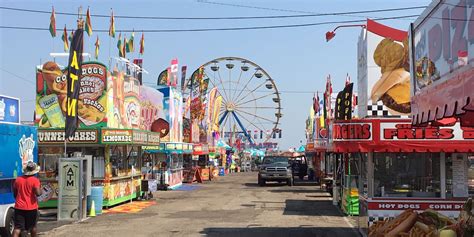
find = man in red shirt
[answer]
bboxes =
[12,161,42,237]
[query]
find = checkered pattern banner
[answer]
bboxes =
[367,101,390,117]
[367,210,460,226]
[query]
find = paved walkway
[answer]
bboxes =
[41,172,359,237]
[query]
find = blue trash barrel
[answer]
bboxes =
[219,167,225,176]
[87,186,104,215]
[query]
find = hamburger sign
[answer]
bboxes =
[357,19,411,117]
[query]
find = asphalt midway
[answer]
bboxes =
[41,172,359,237]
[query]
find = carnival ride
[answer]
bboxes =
[186,57,282,147]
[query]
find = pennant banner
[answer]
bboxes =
[62,25,69,52]
[139,33,144,55]
[109,10,115,38]
[85,7,92,36]
[65,28,84,139]
[180,66,187,91]
[94,36,100,59]
[49,7,56,37]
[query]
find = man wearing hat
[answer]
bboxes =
[12,161,42,237]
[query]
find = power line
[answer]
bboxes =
[196,1,425,19]
[0,5,426,20]
[0,15,418,33]
[0,67,35,85]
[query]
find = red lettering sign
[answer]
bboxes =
[333,124,371,140]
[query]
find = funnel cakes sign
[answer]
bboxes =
[410,0,474,126]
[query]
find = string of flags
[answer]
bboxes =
[49,6,145,57]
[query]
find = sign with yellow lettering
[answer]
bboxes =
[65,28,84,139]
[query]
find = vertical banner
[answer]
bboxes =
[335,91,344,120]
[180,66,187,92]
[170,59,178,87]
[65,28,84,139]
[133,59,143,85]
[341,83,354,120]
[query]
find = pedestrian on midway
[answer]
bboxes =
[12,161,42,237]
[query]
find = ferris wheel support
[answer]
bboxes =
[230,111,254,145]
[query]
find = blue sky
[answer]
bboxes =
[0,0,431,149]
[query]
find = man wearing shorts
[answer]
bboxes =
[12,161,42,237]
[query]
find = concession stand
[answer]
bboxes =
[409,0,474,128]
[332,119,473,236]
[193,143,212,181]
[142,142,191,190]
[35,60,168,208]
[37,128,161,208]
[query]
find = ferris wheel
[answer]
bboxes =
[188,57,282,145]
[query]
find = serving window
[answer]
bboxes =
[373,153,441,198]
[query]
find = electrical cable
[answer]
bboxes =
[0,5,426,20]
[0,15,418,33]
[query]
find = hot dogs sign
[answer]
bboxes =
[36,62,107,128]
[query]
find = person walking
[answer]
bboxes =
[12,161,42,237]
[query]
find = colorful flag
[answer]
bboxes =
[109,10,115,38]
[85,7,92,36]
[65,27,84,139]
[170,58,178,87]
[313,92,320,114]
[61,25,69,52]
[122,35,127,58]
[49,7,56,37]
[117,33,122,57]
[94,36,100,59]
[68,30,74,43]
[345,73,351,86]
[128,31,134,52]
[139,32,144,55]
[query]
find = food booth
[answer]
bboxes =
[35,60,167,207]
[332,119,473,236]
[37,128,161,207]
[348,14,474,236]
[142,142,191,190]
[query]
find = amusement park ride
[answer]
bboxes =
[186,57,283,150]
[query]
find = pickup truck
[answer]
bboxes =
[0,123,38,237]
[258,156,293,186]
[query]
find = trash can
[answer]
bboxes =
[87,186,104,215]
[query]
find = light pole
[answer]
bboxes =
[325,24,366,42]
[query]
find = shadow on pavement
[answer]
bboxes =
[243,182,288,187]
[283,199,342,217]
[200,227,358,237]
[292,181,320,186]
[269,189,327,194]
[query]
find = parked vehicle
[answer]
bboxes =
[0,123,38,237]
[257,156,293,186]
[289,155,308,180]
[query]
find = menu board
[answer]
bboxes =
[452,154,468,197]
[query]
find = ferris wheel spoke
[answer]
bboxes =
[204,71,228,104]
[234,108,276,124]
[232,72,256,103]
[239,106,278,109]
[217,70,231,103]
[231,69,244,101]
[233,111,265,133]
[236,92,275,107]
[234,80,268,105]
